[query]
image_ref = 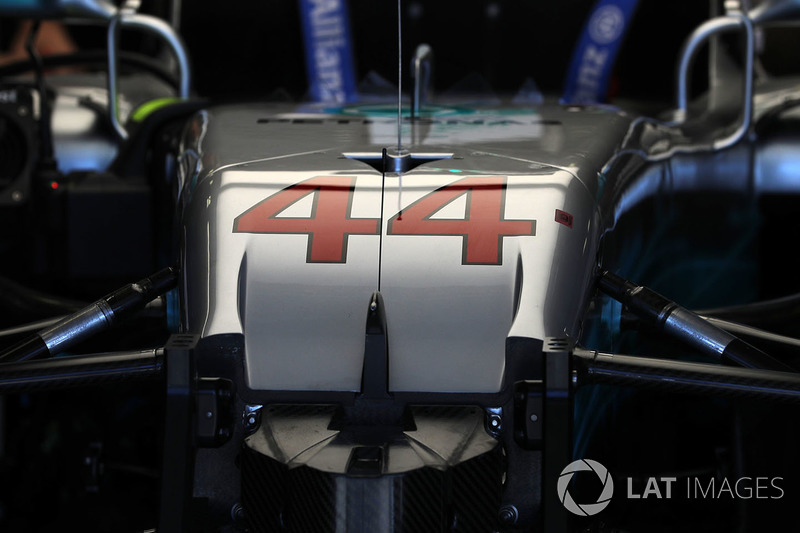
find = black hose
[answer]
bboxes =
[696,293,800,329]
[0,275,86,319]
[755,97,800,136]
[700,316,800,351]
[0,316,65,339]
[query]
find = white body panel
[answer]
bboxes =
[180,104,630,393]
[381,169,596,392]
[189,170,382,391]
[184,167,597,392]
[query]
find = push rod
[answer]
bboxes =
[0,348,164,395]
[597,270,792,372]
[0,267,177,364]
[574,349,800,403]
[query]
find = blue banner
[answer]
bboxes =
[298,0,359,104]
[562,0,640,104]
[0,0,58,16]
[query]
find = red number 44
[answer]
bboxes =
[234,176,535,265]
[234,176,380,263]
[388,176,536,265]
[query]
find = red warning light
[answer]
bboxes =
[50,181,59,190]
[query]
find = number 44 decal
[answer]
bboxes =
[233,176,536,265]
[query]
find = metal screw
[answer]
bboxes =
[530,414,538,422]
[244,405,263,431]
[485,407,503,435]
[206,411,213,419]
[17,106,28,117]
[11,191,23,202]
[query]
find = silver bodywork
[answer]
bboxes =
[178,71,800,395]
[179,104,631,392]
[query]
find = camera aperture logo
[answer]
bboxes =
[558,459,614,516]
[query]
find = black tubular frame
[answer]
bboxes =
[0,348,164,394]
[574,348,800,402]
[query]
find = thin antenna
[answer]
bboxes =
[397,0,402,152]
[377,149,387,291]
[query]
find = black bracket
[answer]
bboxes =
[159,333,199,533]
[195,377,234,447]
[504,337,573,531]
[542,337,572,533]
[158,334,235,533]
[513,380,543,450]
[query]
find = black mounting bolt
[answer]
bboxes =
[231,502,245,522]
[498,505,518,526]
[243,405,263,432]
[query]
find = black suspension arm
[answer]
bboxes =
[574,349,800,403]
[0,267,178,364]
[597,270,792,372]
[0,348,164,395]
